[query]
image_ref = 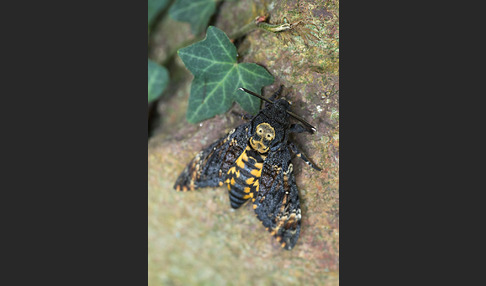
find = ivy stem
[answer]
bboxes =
[161,18,293,66]
[229,20,292,39]
[256,22,291,33]
[228,21,257,40]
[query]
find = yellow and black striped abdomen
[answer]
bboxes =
[224,146,265,209]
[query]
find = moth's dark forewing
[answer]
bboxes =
[173,123,250,191]
[173,136,227,191]
[253,148,301,250]
[279,170,301,249]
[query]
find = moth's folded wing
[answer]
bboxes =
[253,157,301,250]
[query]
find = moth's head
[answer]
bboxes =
[238,87,317,135]
[272,98,291,113]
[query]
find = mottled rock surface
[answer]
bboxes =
[148,0,339,285]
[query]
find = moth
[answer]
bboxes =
[174,85,321,250]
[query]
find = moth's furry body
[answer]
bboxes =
[174,86,321,250]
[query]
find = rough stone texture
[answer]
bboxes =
[148,0,339,285]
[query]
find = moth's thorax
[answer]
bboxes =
[249,123,275,153]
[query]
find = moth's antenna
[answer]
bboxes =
[286,110,317,133]
[238,88,273,104]
[238,87,317,134]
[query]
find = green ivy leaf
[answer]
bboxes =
[178,26,274,123]
[148,59,169,103]
[169,0,216,35]
[148,0,170,27]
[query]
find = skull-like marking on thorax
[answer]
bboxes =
[250,123,275,153]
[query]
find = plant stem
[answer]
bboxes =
[161,19,292,66]
[256,22,291,33]
[228,21,257,40]
[229,21,292,39]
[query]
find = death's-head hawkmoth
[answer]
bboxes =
[174,85,321,250]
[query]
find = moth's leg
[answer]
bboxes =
[269,85,284,101]
[230,110,253,121]
[288,142,322,171]
[289,123,313,134]
[242,114,253,120]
